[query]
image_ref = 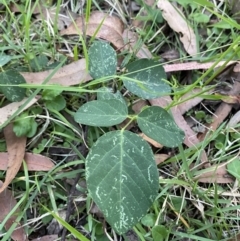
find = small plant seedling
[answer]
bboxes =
[74,40,185,234]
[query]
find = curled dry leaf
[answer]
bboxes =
[163,60,237,72]
[36,7,78,30]
[0,124,26,193]
[194,164,234,183]
[0,153,54,171]
[61,11,124,49]
[11,2,79,30]
[20,59,92,86]
[199,80,240,141]
[0,97,39,127]
[139,133,163,149]
[122,29,152,58]
[0,181,27,241]
[157,0,197,56]
[233,62,240,72]
[132,100,148,114]
[155,154,170,165]
[31,235,58,241]
[227,233,240,241]
[177,88,207,115]
[219,94,240,104]
[228,109,240,127]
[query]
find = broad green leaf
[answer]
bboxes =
[86,130,159,234]
[45,95,66,111]
[227,158,240,179]
[13,113,37,137]
[152,225,168,241]
[30,55,48,71]
[0,69,26,102]
[42,87,63,100]
[88,41,117,79]
[141,213,157,227]
[74,100,128,127]
[97,87,126,104]
[190,13,210,23]
[0,54,11,67]
[122,59,170,99]
[137,106,184,147]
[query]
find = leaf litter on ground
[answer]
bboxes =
[2,0,240,239]
[61,11,125,50]
[0,181,27,241]
[0,123,27,193]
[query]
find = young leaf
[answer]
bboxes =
[137,106,184,147]
[42,87,63,100]
[45,95,66,111]
[227,158,240,179]
[0,54,12,67]
[74,99,128,127]
[0,69,26,102]
[97,87,126,104]
[88,41,117,79]
[86,130,159,234]
[13,113,37,137]
[122,59,170,99]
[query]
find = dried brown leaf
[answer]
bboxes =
[31,235,58,241]
[0,153,54,171]
[220,95,240,104]
[177,88,206,115]
[194,164,234,183]
[199,80,240,141]
[20,59,92,86]
[228,110,240,127]
[132,100,148,114]
[0,97,39,127]
[233,62,240,72]
[139,133,163,148]
[227,233,240,241]
[123,29,152,58]
[155,154,170,165]
[0,124,26,193]
[36,7,78,30]
[163,61,237,72]
[10,1,42,14]
[0,181,27,241]
[157,0,197,56]
[61,11,124,49]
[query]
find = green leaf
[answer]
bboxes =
[191,13,210,23]
[74,100,128,127]
[0,69,26,102]
[123,59,170,99]
[86,130,159,234]
[141,213,157,227]
[97,87,126,104]
[29,55,48,71]
[13,113,37,137]
[45,95,66,111]
[137,106,184,147]
[152,225,168,241]
[42,87,63,100]
[0,54,12,67]
[88,41,117,79]
[227,158,240,179]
